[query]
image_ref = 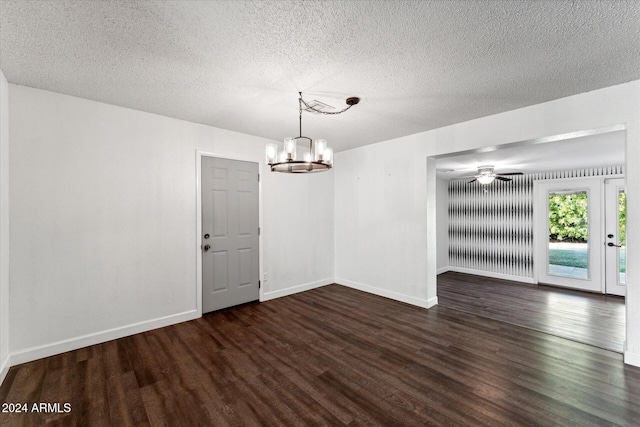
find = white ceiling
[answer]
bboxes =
[435,129,626,179]
[0,1,639,153]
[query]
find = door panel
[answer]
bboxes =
[605,178,626,296]
[202,157,259,313]
[212,190,228,237]
[535,178,602,292]
[212,251,228,291]
[238,248,253,286]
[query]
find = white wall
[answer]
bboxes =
[262,170,334,300]
[0,70,10,383]
[334,80,640,366]
[436,178,449,273]
[8,85,334,364]
[334,146,432,307]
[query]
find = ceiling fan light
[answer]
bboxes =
[477,175,495,185]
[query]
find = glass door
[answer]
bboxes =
[605,178,626,296]
[535,178,603,292]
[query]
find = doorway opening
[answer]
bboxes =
[432,126,627,352]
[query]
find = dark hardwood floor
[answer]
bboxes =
[438,271,626,352]
[2,284,640,426]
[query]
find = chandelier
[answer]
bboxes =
[265,92,359,173]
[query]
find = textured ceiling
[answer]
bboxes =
[1,1,639,152]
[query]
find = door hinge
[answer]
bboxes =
[258,173,260,182]
[258,280,261,289]
[258,227,261,236]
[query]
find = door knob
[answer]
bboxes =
[203,244,211,252]
[607,242,622,248]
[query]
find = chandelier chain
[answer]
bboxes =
[298,93,355,115]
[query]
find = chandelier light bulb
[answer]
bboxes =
[315,139,327,161]
[323,147,333,165]
[284,137,296,160]
[265,143,278,164]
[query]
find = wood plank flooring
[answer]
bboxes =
[2,284,640,426]
[438,271,626,352]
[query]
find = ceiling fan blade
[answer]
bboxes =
[467,178,477,184]
[496,172,523,176]
[495,176,512,182]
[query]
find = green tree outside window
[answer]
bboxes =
[548,193,588,242]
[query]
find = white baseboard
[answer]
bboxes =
[261,277,333,302]
[437,267,450,275]
[0,353,9,386]
[624,349,640,368]
[447,266,536,284]
[10,309,199,366]
[335,277,435,309]
[426,296,438,308]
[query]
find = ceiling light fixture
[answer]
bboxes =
[265,92,359,173]
[465,165,523,185]
[476,175,495,185]
[475,166,497,185]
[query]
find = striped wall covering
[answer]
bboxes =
[448,165,624,279]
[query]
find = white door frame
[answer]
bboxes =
[196,150,264,317]
[533,176,605,292]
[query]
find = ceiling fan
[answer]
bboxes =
[462,165,523,184]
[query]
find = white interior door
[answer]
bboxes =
[535,178,603,292]
[201,157,259,313]
[605,178,626,296]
